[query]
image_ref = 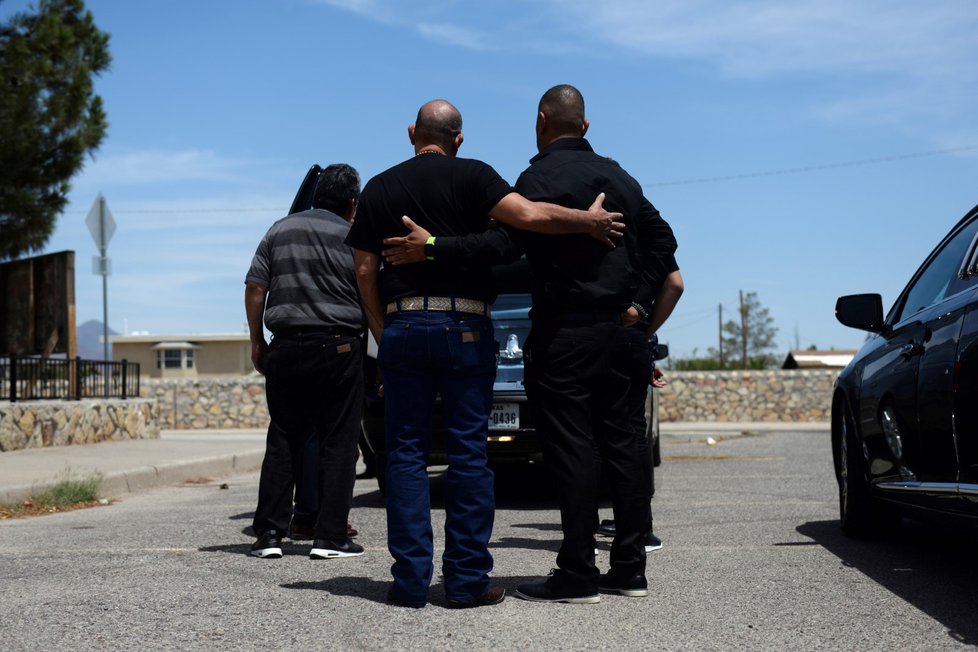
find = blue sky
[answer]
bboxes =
[3,0,978,359]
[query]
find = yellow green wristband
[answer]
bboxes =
[424,236,436,261]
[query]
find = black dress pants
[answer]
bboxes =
[525,320,648,587]
[252,332,363,541]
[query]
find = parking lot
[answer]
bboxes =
[2,427,977,650]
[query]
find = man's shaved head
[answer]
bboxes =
[414,99,463,150]
[538,84,586,135]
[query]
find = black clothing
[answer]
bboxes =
[253,333,363,540]
[345,154,513,304]
[524,321,648,583]
[516,137,676,318]
[248,209,364,542]
[516,137,673,584]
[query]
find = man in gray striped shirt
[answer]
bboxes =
[245,163,365,560]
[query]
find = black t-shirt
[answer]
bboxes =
[346,154,513,303]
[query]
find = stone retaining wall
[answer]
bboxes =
[141,378,268,430]
[0,370,835,450]
[659,369,836,422]
[145,370,836,429]
[0,399,160,452]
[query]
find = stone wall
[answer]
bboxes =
[0,399,159,452]
[659,369,836,422]
[141,378,268,430]
[0,370,836,450]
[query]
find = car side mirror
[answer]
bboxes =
[835,294,887,333]
[653,343,669,361]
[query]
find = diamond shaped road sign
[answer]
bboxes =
[85,193,117,250]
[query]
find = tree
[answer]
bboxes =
[721,290,779,368]
[0,0,111,261]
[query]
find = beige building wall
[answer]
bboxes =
[110,334,251,378]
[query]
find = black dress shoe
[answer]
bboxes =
[596,519,616,538]
[599,571,648,597]
[289,523,315,540]
[447,586,506,609]
[515,569,600,604]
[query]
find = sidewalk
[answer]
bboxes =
[0,422,829,505]
[0,430,267,505]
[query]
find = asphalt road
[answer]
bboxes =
[2,428,977,650]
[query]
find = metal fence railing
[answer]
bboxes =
[0,356,140,402]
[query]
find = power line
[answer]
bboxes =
[646,144,978,187]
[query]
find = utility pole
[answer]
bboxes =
[718,303,724,368]
[739,290,748,369]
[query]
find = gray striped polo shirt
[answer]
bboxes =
[245,208,362,334]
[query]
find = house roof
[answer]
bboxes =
[782,349,857,369]
[110,333,250,344]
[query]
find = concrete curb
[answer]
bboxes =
[0,450,265,505]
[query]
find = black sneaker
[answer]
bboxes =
[644,531,663,553]
[309,538,364,559]
[599,571,648,597]
[250,530,283,558]
[596,519,616,538]
[515,569,600,604]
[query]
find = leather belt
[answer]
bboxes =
[386,296,489,316]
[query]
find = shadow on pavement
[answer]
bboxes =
[228,511,255,521]
[798,518,978,646]
[282,577,391,606]
[283,575,553,609]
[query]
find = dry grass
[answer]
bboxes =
[0,472,107,520]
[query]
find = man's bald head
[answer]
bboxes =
[536,84,588,151]
[539,85,586,134]
[412,99,463,153]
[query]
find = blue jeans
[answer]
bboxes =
[378,310,496,606]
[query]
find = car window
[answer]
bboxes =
[895,217,978,323]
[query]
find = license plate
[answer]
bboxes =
[490,403,519,430]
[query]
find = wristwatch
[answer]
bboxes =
[424,236,436,261]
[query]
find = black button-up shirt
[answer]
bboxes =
[514,137,677,317]
[431,138,678,316]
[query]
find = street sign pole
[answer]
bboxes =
[86,194,117,396]
[99,195,109,364]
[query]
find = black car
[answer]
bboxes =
[833,202,978,536]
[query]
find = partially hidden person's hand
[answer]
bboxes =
[382,216,431,265]
[251,340,268,375]
[586,192,625,248]
[651,365,666,388]
[621,305,640,327]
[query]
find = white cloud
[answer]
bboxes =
[73,148,265,190]
[320,0,978,131]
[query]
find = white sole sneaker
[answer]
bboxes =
[600,586,649,597]
[250,547,283,559]
[513,589,601,604]
[309,547,364,559]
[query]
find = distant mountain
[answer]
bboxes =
[77,320,118,360]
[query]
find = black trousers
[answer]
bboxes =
[525,320,648,587]
[252,332,363,541]
[624,326,655,516]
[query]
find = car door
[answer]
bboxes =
[859,215,978,502]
